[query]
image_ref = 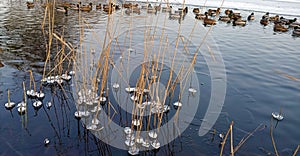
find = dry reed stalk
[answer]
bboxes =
[233,123,265,153]
[230,123,234,156]
[293,145,300,156]
[270,117,279,156]
[7,89,10,105]
[220,121,234,156]
[22,81,27,128]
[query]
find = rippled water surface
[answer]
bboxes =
[1,0,300,155]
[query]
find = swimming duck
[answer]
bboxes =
[96,4,101,10]
[154,4,161,11]
[289,22,300,28]
[195,13,206,20]
[103,3,114,14]
[80,3,92,11]
[208,8,221,16]
[273,23,288,32]
[193,8,200,14]
[280,17,297,25]
[26,2,34,9]
[260,17,269,26]
[233,19,246,26]
[219,15,231,22]
[262,12,269,20]
[247,12,255,20]
[228,10,241,20]
[292,27,300,36]
[56,6,68,14]
[178,7,188,14]
[125,7,141,15]
[203,12,216,26]
[269,15,279,21]
[225,9,232,15]
[70,3,80,10]
[169,12,181,19]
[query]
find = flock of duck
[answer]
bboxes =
[26,1,300,36]
[193,7,300,36]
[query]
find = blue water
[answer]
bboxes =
[1,0,300,155]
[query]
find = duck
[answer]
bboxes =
[70,3,81,10]
[193,8,200,14]
[280,17,297,25]
[233,19,246,26]
[195,13,206,20]
[203,12,216,26]
[292,26,300,36]
[273,23,288,32]
[260,17,269,26]
[178,7,188,14]
[56,6,68,14]
[269,15,279,21]
[96,4,101,10]
[26,2,34,9]
[125,7,141,15]
[154,4,161,11]
[208,8,221,16]
[289,22,300,28]
[219,15,231,22]
[247,12,255,20]
[262,12,269,20]
[228,10,241,20]
[225,9,232,15]
[80,3,92,11]
[103,3,114,14]
[169,12,181,19]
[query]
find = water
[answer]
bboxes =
[1,0,300,155]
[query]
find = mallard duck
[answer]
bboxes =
[262,12,269,20]
[125,7,141,15]
[280,17,297,25]
[292,27,300,36]
[203,12,216,26]
[26,2,34,9]
[169,12,181,19]
[233,19,246,26]
[154,4,161,11]
[70,3,80,10]
[96,4,101,10]
[103,3,114,14]
[290,22,300,28]
[193,8,200,14]
[269,15,279,21]
[225,9,232,15]
[178,7,188,14]
[208,8,220,16]
[80,3,92,11]
[247,12,254,20]
[56,6,68,14]
[219,15,231,22]
[260,17,269,26]
[228,10,241,20]
[273,23,288,32]
[195,13,206,20]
